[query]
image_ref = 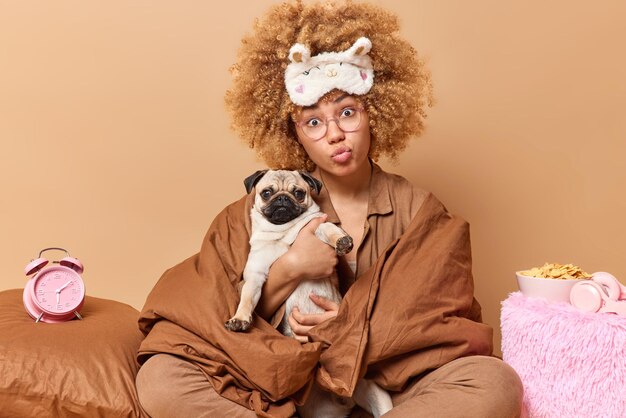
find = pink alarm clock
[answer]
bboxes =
[23,247,86,323]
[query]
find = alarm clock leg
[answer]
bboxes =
[35,313,44,323]
[74,311,83,320]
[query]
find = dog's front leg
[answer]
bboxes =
[315,222,353,256]
[225,275,263,333]
[224,253,271,332]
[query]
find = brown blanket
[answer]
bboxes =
[137,192,493,417]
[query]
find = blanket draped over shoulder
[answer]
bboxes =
[137,192,493,417]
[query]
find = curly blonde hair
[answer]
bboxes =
[225,0,433,171]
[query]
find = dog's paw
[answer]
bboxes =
[335,235,354,256]
[225,317,251,332]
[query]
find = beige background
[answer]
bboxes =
[1,1,624,355]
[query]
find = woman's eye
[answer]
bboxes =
[341,108,355,118]
[306,118,322,127]
[261,189,272,199]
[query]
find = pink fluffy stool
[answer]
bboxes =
[501,292,626,418]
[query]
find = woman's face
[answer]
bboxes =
[294,93,371,177]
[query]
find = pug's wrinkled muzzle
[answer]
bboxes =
[262,195,304,225]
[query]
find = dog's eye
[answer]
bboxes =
[261,189,272,200]
[294,189,306,201]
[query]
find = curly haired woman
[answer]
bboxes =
[135,1,524,417]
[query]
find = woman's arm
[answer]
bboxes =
[255,255,300,321]
[256,215,338,321]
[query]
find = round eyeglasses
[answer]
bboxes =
[295,107,365,141]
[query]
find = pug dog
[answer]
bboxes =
[225,169,393,418]
[224,169,352,333]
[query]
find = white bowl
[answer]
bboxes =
[515,272,583,303]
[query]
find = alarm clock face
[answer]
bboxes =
[32,265,85,315]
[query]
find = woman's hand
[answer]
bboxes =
[288,294,339,343]
[256,215,338,321]
[282,215,339,282]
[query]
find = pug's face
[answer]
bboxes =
[245,170,322,225]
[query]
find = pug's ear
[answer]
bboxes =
[298,171,323,195]
[244,170,268,194]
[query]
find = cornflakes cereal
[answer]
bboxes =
[519,262,592,280]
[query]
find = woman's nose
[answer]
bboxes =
[325,119,345,143]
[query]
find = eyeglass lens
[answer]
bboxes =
[301,108,362,140]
